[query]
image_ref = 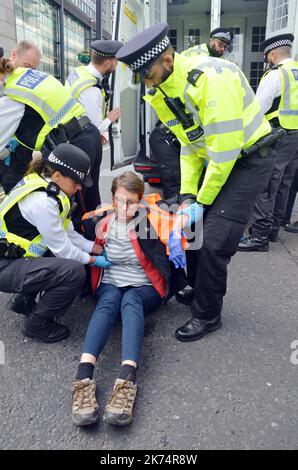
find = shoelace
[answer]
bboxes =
[74,382,95,410]
[108,380,135,412]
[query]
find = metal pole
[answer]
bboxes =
[96,0,102,39]
[211,0,221,31]
[59,0,65,83]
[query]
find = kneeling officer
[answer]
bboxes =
[0,144,111,343]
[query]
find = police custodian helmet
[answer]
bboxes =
[116,23,170,84]
[43,143,93,187]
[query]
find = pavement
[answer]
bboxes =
[0,154,297,450]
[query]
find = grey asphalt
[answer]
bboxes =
[0,160,297,450]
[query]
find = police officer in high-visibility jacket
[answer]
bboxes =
[116,23,274,342]
[0,55,101,214]
[149,27,234,202]
[239,34,298,251]
[65,40,123,146]
[181,27,234,58]
[0,144,111,343]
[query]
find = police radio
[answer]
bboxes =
[156,87,194,129]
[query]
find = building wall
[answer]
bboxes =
[0,0,17,56]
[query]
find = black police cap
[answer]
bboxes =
[116,23,170,74]
[210,28,234,45]
[91,39,123,58]
[43,143,93,187]
[262,33,294,59]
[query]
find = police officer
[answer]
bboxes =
[149,27,234,203]
[116,23,274,342]
[239,34,298,251]
[283,167,298,232]
[0,54,101,214]
[0,143,112,343]
[0,41,41,193]
[182,27,234,58]
[65,39,123,146]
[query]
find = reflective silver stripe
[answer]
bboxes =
[5,87,54,117]
[0,182,44,212]
[207,147,241,163]
[204,119,243,137]
[180,141,205,156]
[280,110,298,115]
[244,109,265,142]
[280,67,291,108]
[71,79,96,99]
[67,70,79,87]
[48,97,77,127]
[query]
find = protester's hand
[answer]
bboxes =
[168,229,186,269]
[100,132,109,144]
[107,107,122,123]
[177,202,204,227]
[92,243,103,256]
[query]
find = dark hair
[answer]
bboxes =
[0,57,14,74]
[26,156,56,178]
[111,171,145,200]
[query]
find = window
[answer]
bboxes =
[251,26,266,52]
[64,14,89,78]
[249,61,265,92]
[169,29,177,49]
[271,0,289,31]
[186,28,200,48]
[229,27,241,53]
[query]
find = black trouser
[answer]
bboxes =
[149,126,181,200]
[0,145,33,194]
[186,151,274,321]
[0,257,85,320]
[250,133,298,238]
[283,167,298,224]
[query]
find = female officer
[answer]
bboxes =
[0,143,110,343]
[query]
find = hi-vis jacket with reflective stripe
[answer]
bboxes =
[262,61,298,129]
[4,68,85,150]
[65,66,108,118]
[181,43,210,58]
[144,53,271,205]
[0,173,71,257]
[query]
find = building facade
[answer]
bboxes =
[0,0,114,82]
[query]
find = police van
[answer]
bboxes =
[109,0,298,186]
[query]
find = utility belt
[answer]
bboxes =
[43,116,91,153]
[241,127,287,158]
[0,238,25,259]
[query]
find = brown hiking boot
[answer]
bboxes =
[103,378,137,426]
[72,378,99,426]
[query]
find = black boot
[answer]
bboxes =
[23,313,69,343]
[5,293,36,315]
[175,316,222,342]
[268,230,279,242]
[238,235,269,252]
[284,221,298,233]
[175,287,194,305]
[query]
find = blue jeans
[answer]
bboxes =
[82,283,162,364]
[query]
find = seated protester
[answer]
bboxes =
[0,143,106,343]
[72,171,187,427]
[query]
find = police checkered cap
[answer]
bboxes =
[44,143,93,187]
[210,28,234,45]
[116,23,170,72]
[91,39,123,58]
[262,33,294,58]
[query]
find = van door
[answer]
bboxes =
[109,0,146,170]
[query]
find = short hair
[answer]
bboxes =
[275,45,292,57]
[111,171,145,200]
[15,40,40,57]
[91,51,112,66]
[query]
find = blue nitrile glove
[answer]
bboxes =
[168,229,186,269]
[91,255,113,268]
[177,202,204,227]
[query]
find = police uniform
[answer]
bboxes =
[150,28,234,201]
[65,40,123,135]
[181,27,234,58]
[0,67,101,213]
[116,23,274,341]
[239,34,298,250]
[0,144,95,343]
